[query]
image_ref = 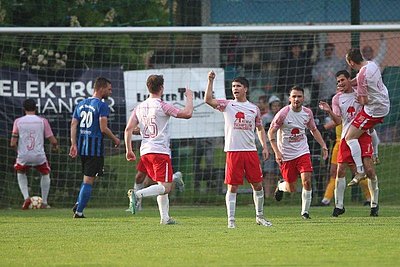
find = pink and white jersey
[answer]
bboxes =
[12,115,54,166]
[332,91,361,139]
[128,98,179,156]
[215,99,262,152]
[356,61,390,117]
[270,105,316,161]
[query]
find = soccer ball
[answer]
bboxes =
[29,196,42,209]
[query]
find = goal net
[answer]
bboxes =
[0,26,399,208]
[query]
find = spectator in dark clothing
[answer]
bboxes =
[276,37,316,102]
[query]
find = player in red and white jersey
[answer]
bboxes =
[205,71,272,229]
[344,48,390,184]
[124,74,193,224]
[10,99,59,209]
[319,70,379,217]
[268,86,328,219]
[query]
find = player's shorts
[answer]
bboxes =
[338,134,373,164]
[136,158,147,173]
[352,108,384,130]
[14,161,51,175]
[80,156,104,177]
[225,151,263,185]
[141,153,173,183]
[280,153,313,183]
[330,141,339,165]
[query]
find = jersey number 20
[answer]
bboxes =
[80,111,93,129]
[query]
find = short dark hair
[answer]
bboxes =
[146,75,164,94]
[336,70,350,78]
[289,85,304,94]
[346,48,364,64]
[232,77,249,89]
[23,98,36,112]
[94,77,111,91]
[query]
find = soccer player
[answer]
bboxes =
[124,74,193,225]
[319,70,379,217]
[205,71,272,229]
[344,48,390,186]
[268,86,328,219]
[11,98,59,209]
[69,77,120,218]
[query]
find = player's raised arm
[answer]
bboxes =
[204,71,219,108]
[176,88,193,119]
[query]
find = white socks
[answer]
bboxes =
[135,184,165,198]
[368,177,379,208]
[346,139,364,173]
[253,189,264,217]
[226,191,237,222]
[335,177,346,209]
[40,174,50,204]
[157,194,170,222]
[301,188,312,215]
[278,181,288,192]
[17,173,29,200]
[371,130,380,158]
[134,182,144,192]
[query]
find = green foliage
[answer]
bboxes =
[1,206,400,266]
[0,0,170,70]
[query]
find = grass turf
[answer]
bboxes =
[1,205,399,266]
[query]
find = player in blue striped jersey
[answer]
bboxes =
[69,77,120,218]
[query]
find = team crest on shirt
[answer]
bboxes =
[347,106,356,118]
[234,112,252,130]
[289,127,304,143]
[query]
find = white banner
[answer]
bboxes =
[124,68,226,139]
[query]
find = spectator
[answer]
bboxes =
[260,95,282,198]
[276,36,316,101]
[257,95,269,116]
[361,34,387,67]
[312,43,347,102]
[11,98,59,209]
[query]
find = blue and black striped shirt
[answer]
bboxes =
[73,97,109,157]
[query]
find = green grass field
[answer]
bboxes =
[1,205,399,266]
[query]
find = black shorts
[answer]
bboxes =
[80,156,104,177]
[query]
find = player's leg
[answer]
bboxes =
[224,152,243,229]
[300,172,312,219]
[74,156,103,218]
[359,179,371,205]
[363,157,379,216]
[36,161,51,208]
[370,129,380,165]
[345,125,365,177]
[321,142,339,205]
[274,158,299,201]
[298,154,314,219]
[15,166,31,209]
[246,151,272,227]
[332,162,347,217]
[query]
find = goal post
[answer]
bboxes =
[0,25,399,208]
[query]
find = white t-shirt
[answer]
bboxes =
[270,105,316,161]
[128,98,179,156]
[215,99,262,152]
[12,115,53,165]
[357,61,390,117]
[332,91,361,139]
